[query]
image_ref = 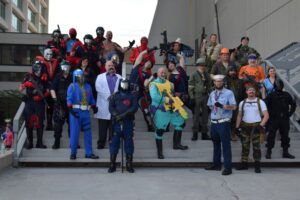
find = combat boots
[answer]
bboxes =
[265,148,272,159]
[173,130,188,150]
[108,154,117,173]
[156,139,164,159]
[52,138,60,149]
[235,162,248,170]
[191,132,198,141]
[36,128,47,149]
[282,148,295,159]
[126,155,135,173]
[26,128,34,149]
[254,161,261,173]
[201,132,211,140]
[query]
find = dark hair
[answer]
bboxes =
[267,66,276,78]
[241,36,249,42]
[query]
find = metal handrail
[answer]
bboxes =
[12,102,26,167]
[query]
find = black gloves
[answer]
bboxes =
[68,108,79,118]
[92,106,98,114]
[215,102,224,108]
[128,40,135,48]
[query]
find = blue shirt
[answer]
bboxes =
[207,88,236,120]
[106,73,118,95]
[262,78,275,96]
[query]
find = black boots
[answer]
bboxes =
[52,138,60,149]
[282,148,295,159]
[26,128,34,149]
[254,161,261,173]
[108,154,117,173]
[156,139,164,159]
[36,128,47,149]
[235,162,248,170]
[201,132,211,140]
[266,148,272,159]
[191,132,198,141]
[173,130,188,150]
[126,155,135,173]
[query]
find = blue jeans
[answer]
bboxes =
[210,122,232,170]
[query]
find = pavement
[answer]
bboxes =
[0,167,299,200]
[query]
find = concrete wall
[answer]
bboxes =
[149,0,300,64]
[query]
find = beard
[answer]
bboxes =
[215,85,223,90]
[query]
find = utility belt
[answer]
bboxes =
[241,121,260,127]
[211,118,231,124]
[72,104,90,110]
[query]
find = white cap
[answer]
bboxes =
[175,37,182,44]
[213,74,225,81]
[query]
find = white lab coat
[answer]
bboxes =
[94,73,121,120]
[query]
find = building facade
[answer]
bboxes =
[0,0,49,33]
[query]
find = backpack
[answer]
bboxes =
[241,98,263,118]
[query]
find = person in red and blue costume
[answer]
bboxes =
[129,48,156,131]
[108,78,138,173]
[67,69,99,160]
[65,28,80,56]
[19,60,51,149]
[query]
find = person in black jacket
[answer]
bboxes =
[265,80,296,159]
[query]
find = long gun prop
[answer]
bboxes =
[157,84,188,120]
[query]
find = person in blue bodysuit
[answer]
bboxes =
[67,69,99,160]
[108,79,138,173]
[149,67,188,159]
[65,28,80,56]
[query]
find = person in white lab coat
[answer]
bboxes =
[95,60,121,149]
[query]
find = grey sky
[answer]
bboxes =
[48,0,158,46]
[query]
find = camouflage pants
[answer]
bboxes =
[240,123,261,162]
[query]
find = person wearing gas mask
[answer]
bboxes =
[149,67,189,159]
[265,79,296,159]
[50,61,72,149]
[47,29,66,59]
[67,69,99,160]
[71,34,98,68]
[95,61,122,149]
[108,79,138,173]
[94,26,106,55]
[19,60,51,149]
[36,48,61,130]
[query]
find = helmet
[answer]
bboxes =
[44,48,53,61]
[69,28,77,38]
[119,78,130,92]
[52,29,61,38]
[32,60,43,77]
[73,69,84,84]
[83,34,93,46]
[96,26,105,36]
[275,79,284,91]
[60,60,71,76]
[221,47,230,54]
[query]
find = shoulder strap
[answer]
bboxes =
[241,98,263,118]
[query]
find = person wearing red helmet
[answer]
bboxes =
[65,28,81,56]
[130,36,155,67]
